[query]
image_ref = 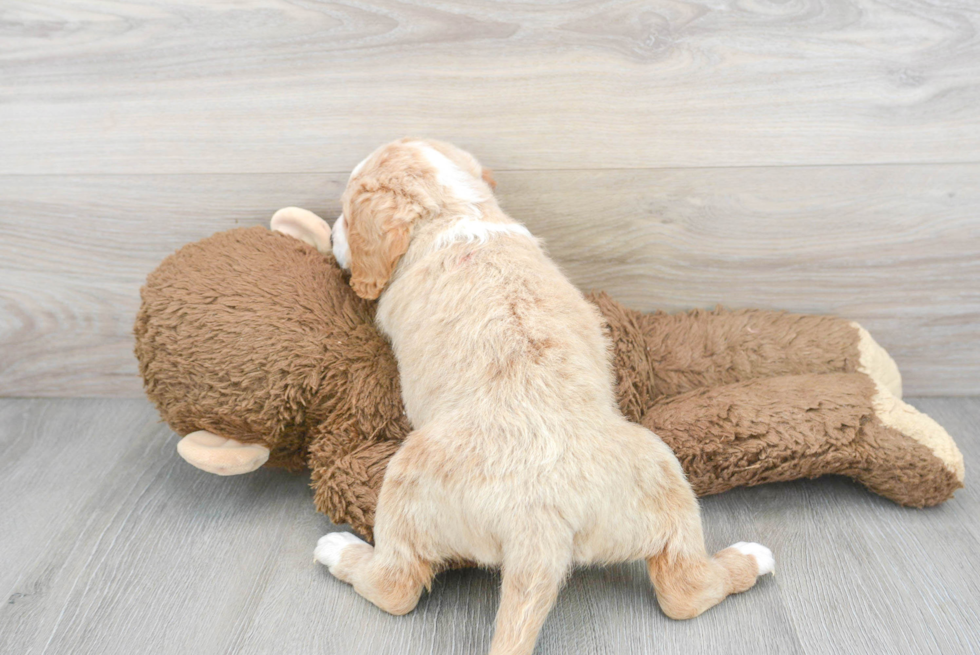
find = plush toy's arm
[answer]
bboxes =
[589,292,901,422]
[308,431,404,543]
[641,372,963,507]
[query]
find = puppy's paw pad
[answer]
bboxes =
[315,532,367,569]
[730,542,775,575]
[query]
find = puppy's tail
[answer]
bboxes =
[489,542,571,655]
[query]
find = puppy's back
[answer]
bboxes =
[378,235,617,427]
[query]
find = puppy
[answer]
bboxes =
[316,138,774,655]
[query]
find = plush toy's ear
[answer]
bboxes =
[270,207,333,255]
[176,430,270,476]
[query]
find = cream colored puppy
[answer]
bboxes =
[316,138,774,655]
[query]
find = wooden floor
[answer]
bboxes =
[1,396,978,654]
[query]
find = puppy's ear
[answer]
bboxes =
[481,167,497,189]
[346,191,421,300]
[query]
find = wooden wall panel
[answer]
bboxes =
[1,165,977,397]
[1,0,979,174]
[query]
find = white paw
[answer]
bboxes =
[315,532,367,571]
[730,542,775,576]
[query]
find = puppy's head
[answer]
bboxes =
[333,138,496,300]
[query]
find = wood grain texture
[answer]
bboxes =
[2,0,980,174]
[1,397,977,654]
[1,165,977,397]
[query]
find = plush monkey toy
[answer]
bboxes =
[134,208,964,541]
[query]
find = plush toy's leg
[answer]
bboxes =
[589,292,902,421]
[642,373,963,507]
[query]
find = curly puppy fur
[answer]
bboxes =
[319,139,774,655]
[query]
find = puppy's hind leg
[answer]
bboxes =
[489,532,573,655]
[643,443,774,619]
[315,433,436,616]
[315,529,432,616]
[647,539,774,620]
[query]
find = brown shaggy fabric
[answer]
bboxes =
[135,227,962,540]
[591,291,862,422]
[642,373,960,507]
[135,227,410,475]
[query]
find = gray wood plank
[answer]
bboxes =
[0,398,322,654]
[2,0,979,174]
[741,397,980,655]
[2,165,978,397]
[1,397,977,654]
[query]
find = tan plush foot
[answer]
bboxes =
[642,373,962,507]
[270,207,333,254]
[851,322,902,398]
[871,383,965,484]
[176,430,270,475]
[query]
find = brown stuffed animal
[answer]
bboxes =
[134,208,964,542]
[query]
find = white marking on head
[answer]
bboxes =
[332,213,351,270]
[413,143,488,205]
